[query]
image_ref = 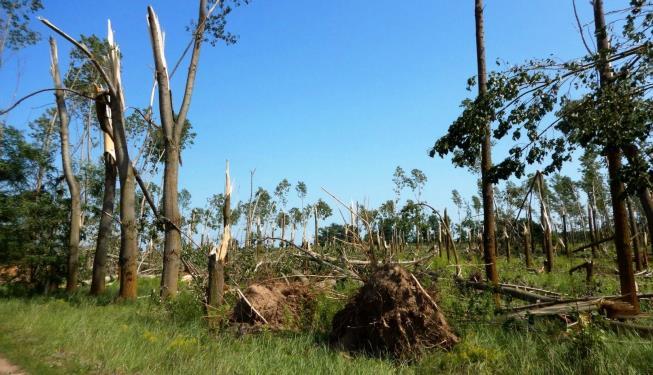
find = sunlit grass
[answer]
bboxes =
[0,250,652,374]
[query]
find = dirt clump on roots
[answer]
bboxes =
[329,264,459,359]
[231,281,315,331]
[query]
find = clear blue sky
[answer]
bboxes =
[0,0,617,221]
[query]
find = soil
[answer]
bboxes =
[329,264,459,359]
[0,355,23,375]
[231,281,315,330]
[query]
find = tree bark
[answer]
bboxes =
[522,224,533,268]
[35,113,57,194]
[537,173,554,272]
[314,206,319,248]
[107,26,139,300]
[623,143,653,268]
[475,0,499,292]
[90,93,117,296]
[627,197,643,271]
[593,0,639,312]
[147,2,208,298]
[49,37,81,293]
[562,211,570,256]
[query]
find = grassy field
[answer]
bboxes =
[1,252,652,374]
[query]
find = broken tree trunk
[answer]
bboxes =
[104,24,140,300]
[148,3,205,298]
[572,236,614,253]
[90,90,117,296]
[569,261,593,283]
[207,161,231,311]
[537,172,554,272]
[503,227,511,261]
[458,278,559,303]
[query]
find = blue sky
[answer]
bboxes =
[0,0,615,223]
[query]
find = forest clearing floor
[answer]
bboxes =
[0,250,653,374]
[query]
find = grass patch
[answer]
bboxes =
[0,252,652,374]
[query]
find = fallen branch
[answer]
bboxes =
[600,319,653,338]
[266,237,360,279]
[235,287,269,325]
[457,278,560,303]
[410,273,442,312]
[572,236,613,253]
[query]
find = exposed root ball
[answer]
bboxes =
[330,264,459,359]
[231,281,314,330]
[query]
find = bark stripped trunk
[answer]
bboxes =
[147,1,208,298]
[50,37,81,293]
[593,0,639,312]
[475,0,499,294]
[91,92,117,295]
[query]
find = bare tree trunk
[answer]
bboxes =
[50,37,81,293]
[623,144,653,267]
[593,0,639,312]
[208,161,231,311]
[522,224,533,268]
[562,211,570,256]
[147,2,208,298]
[475,0,499,293]
[107,26,139,300]
[35,113,57,194]
[537,173,554,272]
[627,197,643,271]
[313,206,319,248]
[245,170,255,247]
[91,93,116,295]
[503,228,511,261]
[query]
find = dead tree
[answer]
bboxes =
[207,161,231,310]
[90,90,117,295]
[49,37,82,292]
[41,18,140,299]
[147,1,212,298]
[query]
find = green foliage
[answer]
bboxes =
[0,126,68,289]
[0,0,43,65]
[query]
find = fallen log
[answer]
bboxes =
[502,292,653,314]
[572,237,613,253]
[456,278,560,303]
[569,261,593,282]
[600,319,653,338]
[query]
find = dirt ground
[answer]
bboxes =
[0,355,23,375]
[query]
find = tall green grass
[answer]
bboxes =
[0,252,652,374]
